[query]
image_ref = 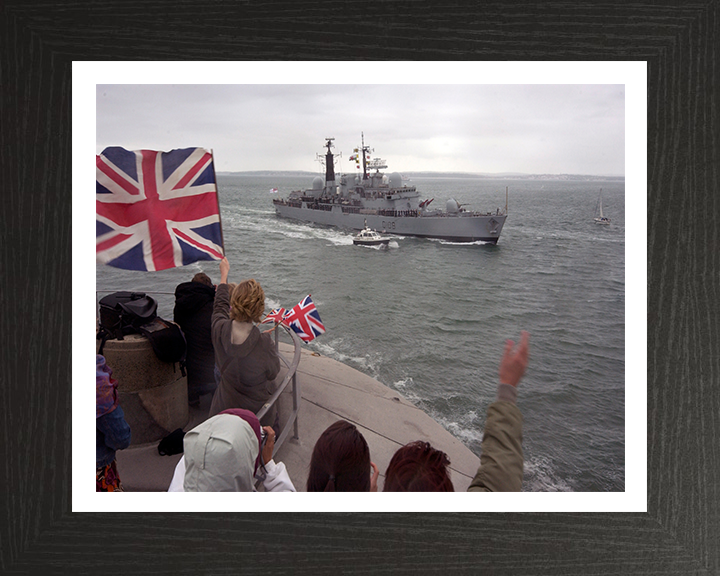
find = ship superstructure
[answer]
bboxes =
[273,135,507,243]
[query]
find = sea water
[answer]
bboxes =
[96,174,625,492]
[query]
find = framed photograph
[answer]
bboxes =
[3,2,717,574]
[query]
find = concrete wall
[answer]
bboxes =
[100,334,189,445]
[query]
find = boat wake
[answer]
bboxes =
[232,205,275,216]
[324,233,354,247]
[431,238,492,246]
[237,214,357,246]
[356,241,398,251]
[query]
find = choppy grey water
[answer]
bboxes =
[96,174,625,492]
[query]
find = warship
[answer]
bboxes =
[272,135,508,243]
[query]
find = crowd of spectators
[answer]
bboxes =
[97,256,530,493]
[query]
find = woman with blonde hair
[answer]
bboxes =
[209,257,281,428]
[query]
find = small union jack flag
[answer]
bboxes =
[261,307,286,325]
[282,295,325,342]
[96,146,224,271]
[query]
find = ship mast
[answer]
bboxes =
[360,132,372,180]
[323,137,335,184]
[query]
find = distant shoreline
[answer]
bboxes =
[217,170,625,182]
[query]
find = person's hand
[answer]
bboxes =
[370,461,379,492]
[498,331,530,387]
[219,257,230,284]
[261,426,276,465]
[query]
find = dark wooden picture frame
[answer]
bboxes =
[2,2,717,574]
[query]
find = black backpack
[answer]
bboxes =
[98,291,158,341]
[137,317,187,365]
[97,293,186,372]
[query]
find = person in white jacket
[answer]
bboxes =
[168,408,295,492]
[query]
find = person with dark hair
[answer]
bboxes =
[383,331,530,492]
[174,271,217,405]
[96,355,131,491]
[383,441,454,492]
[209,257,281,428]
[167,408,295,492]
[307,420,379,492]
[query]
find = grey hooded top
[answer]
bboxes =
[208,283,280,424]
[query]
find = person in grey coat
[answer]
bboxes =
[208,257,280,428]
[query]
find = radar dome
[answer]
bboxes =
[446,198,460,213]
[388,172,403,188]
[312,176,324,190]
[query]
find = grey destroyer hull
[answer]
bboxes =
[273,136,508,244]
[274,202,506,243]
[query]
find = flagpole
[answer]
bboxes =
[210,149,226,256]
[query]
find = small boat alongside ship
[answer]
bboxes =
[273,135,508,243]
[353,221,391,247]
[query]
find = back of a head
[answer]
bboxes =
[230,279,265,323]
[192,272,213,287]
[383,441,454,492]
[307,420,371,492]
[182,413,259,491]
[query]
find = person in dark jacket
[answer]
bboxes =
[174,272,217,405]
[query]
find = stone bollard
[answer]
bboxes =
[99,334,189,445]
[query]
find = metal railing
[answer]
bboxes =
[257,324,303,459]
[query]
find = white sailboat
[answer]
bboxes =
[594,189,610,225]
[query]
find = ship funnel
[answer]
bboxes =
[324,138,335,183]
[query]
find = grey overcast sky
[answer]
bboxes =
[96,84,625,176]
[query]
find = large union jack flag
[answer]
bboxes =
[96,146,224,271]
[281,295,325,343]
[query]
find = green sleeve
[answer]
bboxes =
[467,400,523,492]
